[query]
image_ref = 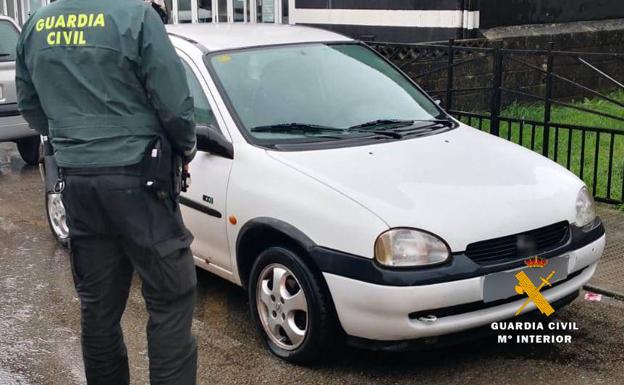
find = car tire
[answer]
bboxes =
[16,136,41,166]
[45,189,70,247]
[41,160,70,248]
[248,246,339,364]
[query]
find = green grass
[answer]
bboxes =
[502,89,624,130]
[456,90,624,204]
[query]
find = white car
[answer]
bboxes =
[43,24,605,363]
[0,16,40,165]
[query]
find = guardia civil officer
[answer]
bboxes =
[16,0,198,384]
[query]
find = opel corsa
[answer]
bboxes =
[42,24,605,363]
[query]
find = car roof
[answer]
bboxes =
[0,15,18,24]
[0,16,20,31]
[166,23,353,52]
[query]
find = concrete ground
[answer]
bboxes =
[587,205,624,299]
[1,141,623,385]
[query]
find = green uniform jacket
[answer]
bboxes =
[15,0,196,167]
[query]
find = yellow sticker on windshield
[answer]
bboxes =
[216,55,232,63]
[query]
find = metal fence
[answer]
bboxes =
[369,40,624,205]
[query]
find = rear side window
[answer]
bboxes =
[0,20,19,62]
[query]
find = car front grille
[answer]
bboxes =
[465,221,570,265]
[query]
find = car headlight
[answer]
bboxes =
[575,186,596,227]
[374,228,450,267]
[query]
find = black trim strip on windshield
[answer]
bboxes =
[179,196,222,218]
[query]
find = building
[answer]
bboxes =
[0,0,478,42]
[2,0,623,43]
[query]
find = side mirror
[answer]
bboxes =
[196,124,234,159]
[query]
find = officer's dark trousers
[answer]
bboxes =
[61,172,197,385]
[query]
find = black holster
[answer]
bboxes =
[142,136,183,199]
[43,138,60,193]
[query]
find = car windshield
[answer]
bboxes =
[207,43,447,145]
[0,20,18,62]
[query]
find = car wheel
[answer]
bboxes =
[45,190,70,247]
[16,136,41,166]
[249,246,338,364]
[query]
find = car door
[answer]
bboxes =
[178,52,235,273]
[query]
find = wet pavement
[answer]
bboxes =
[587,206,624,299]
[1,141,624,385]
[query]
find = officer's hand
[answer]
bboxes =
[182,146,197,165]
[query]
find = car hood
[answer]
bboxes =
[266,124,584,251]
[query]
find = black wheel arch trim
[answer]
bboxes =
[236,217,318,284]
[236,217,317,255]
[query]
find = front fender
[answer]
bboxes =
[226,145,389,281]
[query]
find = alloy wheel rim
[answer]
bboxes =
[47,193,69,240]
[256,263,308,350]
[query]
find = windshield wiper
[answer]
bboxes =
[349,119,415,129]
[348,118,456,138]
[394,119,455,134]
[0,53,11,57]
[250,122,403,139]
[349,128,403,139]
[417,118,455,126]
[250,123,345,134]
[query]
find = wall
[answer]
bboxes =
[294,0,624,43]
[480,0,624,28]
[292,0,479,43]
[390,20,624,112]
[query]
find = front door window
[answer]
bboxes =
[180,60,220,132]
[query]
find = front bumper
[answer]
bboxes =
[317,223,605,342]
